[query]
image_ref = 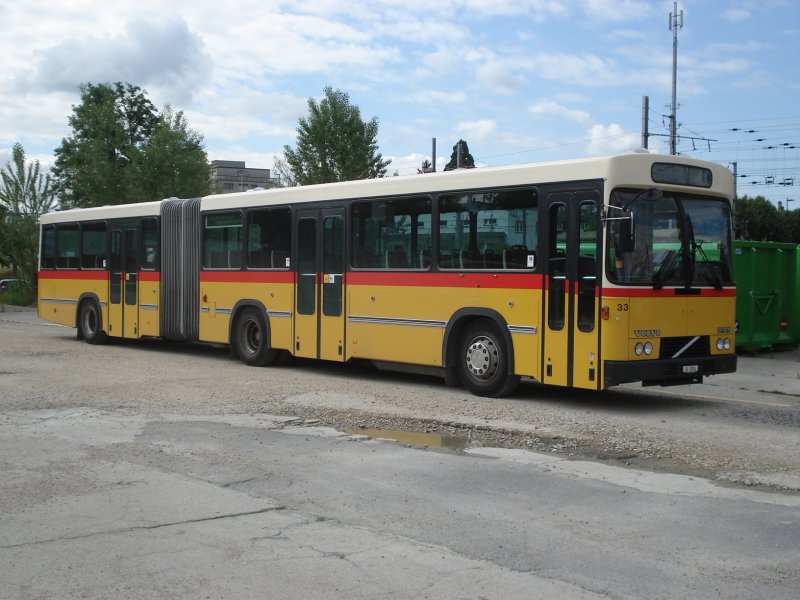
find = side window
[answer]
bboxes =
[547,203,568,331]
[577,201,598,333]
[141,218,158,270]
[204,211,242,269]
[247,207,291,269]
[81,222,107,269]
[438,188,538,270]
[41,226,56,269]
[351,196,431,269]
[56,224,80,269]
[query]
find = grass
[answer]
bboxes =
[0,269,36,308]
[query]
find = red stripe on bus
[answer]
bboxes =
[346,271,544,289]
[603,287,736,298]
[38,270,109,281]
[200,270,296,284]
[138,271,161,282]
[38,270,163,283]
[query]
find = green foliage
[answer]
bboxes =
[53,83,157,208]
[444,140,476,171]
[735,195,799,242]
[281,86,391,185]
[131,106,211,200]
[52,82,209,208]
[0,281,35,307]
[0,143,57,289]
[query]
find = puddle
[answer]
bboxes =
[347,427,470,451]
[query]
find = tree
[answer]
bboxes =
[735,195,789,242]
[53,82,157,209]
[0,143,57,287]
[444,140,476,171]
[52,82,209,207]
[281,86,391,185]
[132,106,211,200]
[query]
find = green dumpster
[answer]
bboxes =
[733,241,800,350]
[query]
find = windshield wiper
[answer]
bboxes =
[652,249,680,290]
[693,240,724,290]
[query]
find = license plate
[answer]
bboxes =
[682,365,699,374]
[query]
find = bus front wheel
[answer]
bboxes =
[78,300,108,345]
[458,320,519,397]
[235,308,278,367]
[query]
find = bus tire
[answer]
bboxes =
[458,320,519,397]
[235,308,278,367]
[78,299,108,345]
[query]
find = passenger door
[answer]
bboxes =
[542,190,601,389]
[108,223,140,339]
[294,209,346,361]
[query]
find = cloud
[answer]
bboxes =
[529,52,623,86]
[456,119,497,142]
[16,19,210,103]
[409,90,467,105]
[724,8,751,21]
[475,62,528,94]
[529,100,591,124]
[579,0,653,22]
[585,123,639,156]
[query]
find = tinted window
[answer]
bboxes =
[142,218,158,270]
[247,207,291,269]
[56,224,80,269]
[81,222,107,269]
[204,211,242,269]
[438,188,538,270]
[351,196,431,269]
[41,226,56,269]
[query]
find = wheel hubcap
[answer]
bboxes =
[83,308,97,335]
[465,336,499,380]
[243,321,261,354]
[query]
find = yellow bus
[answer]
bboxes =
[38,152,737,396]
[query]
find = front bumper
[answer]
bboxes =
[604,354,737,387]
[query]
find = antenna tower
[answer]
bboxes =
[669,2,683,155]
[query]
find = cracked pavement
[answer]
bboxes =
[1,311,799,598]
[1,408,799,599]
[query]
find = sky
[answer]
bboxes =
[1,0,798,206]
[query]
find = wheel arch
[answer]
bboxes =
[442,308,516,385]
[75,293,104,339]
[229,299,271,357]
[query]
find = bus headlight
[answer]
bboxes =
[716,337,731,351]
[635,342,643,356]
[643,342,653,355]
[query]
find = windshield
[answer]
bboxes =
[606,190,734,288]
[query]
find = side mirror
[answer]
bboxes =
[619,212,635,253]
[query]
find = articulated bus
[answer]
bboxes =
[38,152,737,397]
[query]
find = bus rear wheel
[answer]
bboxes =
[458,320,519,397]
[78,300,108,345]
[235,308,278,367]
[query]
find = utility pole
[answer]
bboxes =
[668,2,683,155]
[641,96,649,150]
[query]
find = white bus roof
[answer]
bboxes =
[39,153,733,224]
[201,153,732,212]
[40,199,164,225]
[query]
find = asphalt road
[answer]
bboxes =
[1,309,799,599]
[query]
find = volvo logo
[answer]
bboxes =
[634,329,661,337]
